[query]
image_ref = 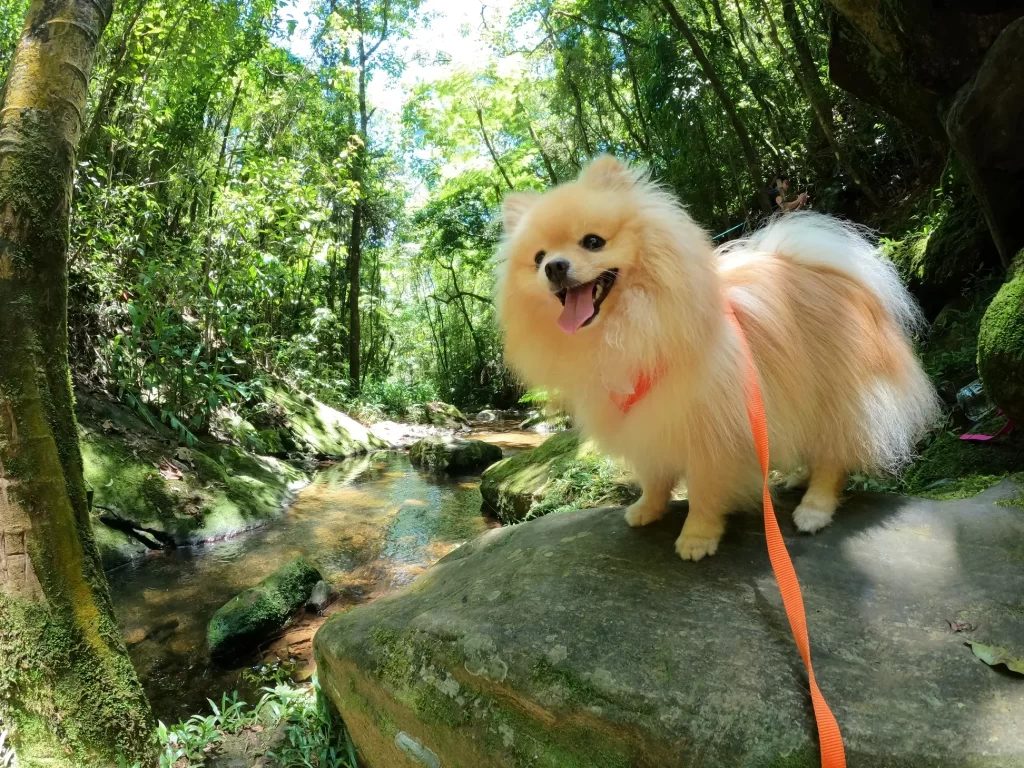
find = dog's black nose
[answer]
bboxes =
[545,258,571,285]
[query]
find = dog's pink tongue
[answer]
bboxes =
[558,283,595,334]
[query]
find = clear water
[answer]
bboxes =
[108,429,541,721]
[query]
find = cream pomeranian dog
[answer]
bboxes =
[495,156,939,561]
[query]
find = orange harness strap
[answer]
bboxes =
[609,370,659,414]
[726,306,847,768]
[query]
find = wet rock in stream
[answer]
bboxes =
[409,436,502,474]
[306,579,334,614]
[208,556,323,661]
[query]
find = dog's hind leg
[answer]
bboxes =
[624,473,676,528]
[793,464,846,533]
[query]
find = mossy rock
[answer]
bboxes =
[883,190,1000,320]
[978,254,1024,424]
[207,556,322,660]
[479,430,637,523]
[267,387,387,457]
[91,523,149,571]
[519,410,573,432]
[213,408,294,455]
[77,392,306,569]
[409,437,502,474]
[314,495,1024,767]
[408,401,470,429]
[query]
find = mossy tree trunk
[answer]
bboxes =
[0,1,157,765]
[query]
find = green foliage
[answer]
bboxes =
[56,0,930,421]
[262,679,358,768]
[0,0,27,84]
[120,678,356,768]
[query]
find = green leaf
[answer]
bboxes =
[966,641,1024,675]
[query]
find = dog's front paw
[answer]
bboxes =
[793,502,834,533]
[675,531,721,561]
[624,501,666,528]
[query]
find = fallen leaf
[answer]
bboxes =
[966,641,1024,675]
[947,620,974,633]
[158,459,183,480]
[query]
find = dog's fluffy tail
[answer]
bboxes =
[717,212,941,473]
[719,212,926,336]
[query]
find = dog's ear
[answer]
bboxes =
[502,192,537,233]
[580,155,635,190]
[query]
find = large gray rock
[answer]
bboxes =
[315,485,1024,767]
[409,437,502,474]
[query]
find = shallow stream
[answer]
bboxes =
[107,426,543,721]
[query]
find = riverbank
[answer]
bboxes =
[97,396,544,721]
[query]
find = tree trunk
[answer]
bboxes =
[347,5,369,394]
[776,0,882,208]
[476,107,514,190]
[348,197,363,392]
[659,0,771,212]
[343,0,390,394]
[0,1,157,765]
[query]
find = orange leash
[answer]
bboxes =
[726,306,847,768]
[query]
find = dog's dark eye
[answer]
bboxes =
[534,250,546,266]
[580,234,606,251]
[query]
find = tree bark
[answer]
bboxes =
[659,0,771,212]
[0,1,157,765]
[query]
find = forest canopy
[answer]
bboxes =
[0,0,965,436]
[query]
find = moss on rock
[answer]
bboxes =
[207,556,322,660]
[409,437,502,474]
[267,387,387,456]
[479,430,639,523]
[81,428,305,565]
[883,187,1000,320]
[77,392,307,569]
[315,495,1024,767]
[977,253,1024,424]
